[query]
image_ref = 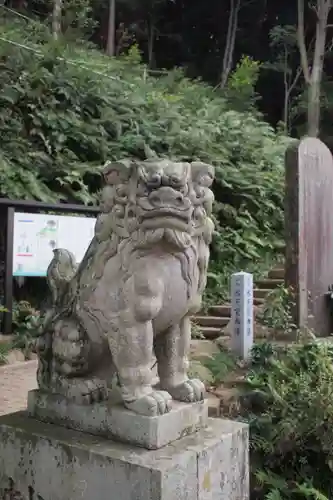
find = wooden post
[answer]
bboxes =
[285,137,333,335]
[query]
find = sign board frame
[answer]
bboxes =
[13,212,96,277]
[0,198,99,335]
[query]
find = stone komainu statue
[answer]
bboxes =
[36,158,215,417]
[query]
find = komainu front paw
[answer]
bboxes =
[124,390,172,416]
[168,378,205,403]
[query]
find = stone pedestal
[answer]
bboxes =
[0,411,249,500]
[27,390,208,450]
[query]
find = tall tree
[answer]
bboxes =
[266,25,302,132]
[297,0,332,136]
[117,0,169,68]
[52,0,63,39]
[106,0,116,56]
[220,0,241,88]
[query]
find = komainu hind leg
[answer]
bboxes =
[51,375,108,404]
[154,316,205,403]
[50,319,108,404]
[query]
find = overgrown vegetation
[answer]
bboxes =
[0,17,291,301]
[204,340,333,499]
[0,301,43,365]
[1,5,332,500]
[256,285,296,336]
[203,346,237,383]
[12,300,43,357]
[244,341,333,499]
[0,341,13,365]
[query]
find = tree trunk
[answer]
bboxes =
[283,91,289,133]
[297,0,331,137]
[306,0,329,137]
[52,0,63,40]
[106,0,116,57]
[220,0,241,88]
[307,79,321,137]
[282,46,290,133]
[147,17,155,69]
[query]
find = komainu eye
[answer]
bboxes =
[170,175,182,188]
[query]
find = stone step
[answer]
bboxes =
[208,298,264,318]
[256,279,284,289]
[194,269,281,328]
[253,288,272,299]
[208,305,231,317]
[199,326,224,339]
[194,316,230,328]
[268,267,285,280]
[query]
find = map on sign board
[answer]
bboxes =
[13,212,96,277]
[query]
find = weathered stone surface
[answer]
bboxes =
[27,389,208,450]
[197,419,249,500]
[0,412,249,500]
[207,394,221,417]
[34,158,215,419]
[285,138,333,335]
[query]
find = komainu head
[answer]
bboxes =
[101,157,214,249]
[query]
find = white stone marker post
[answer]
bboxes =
[231,271,254,359]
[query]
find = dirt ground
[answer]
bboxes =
[0,360,37,415]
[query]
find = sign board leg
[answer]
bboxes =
[3,207,14,335]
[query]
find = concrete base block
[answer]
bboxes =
[27,390,208,450]
[0,412,249,500]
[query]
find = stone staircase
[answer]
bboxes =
[194,266,285,339]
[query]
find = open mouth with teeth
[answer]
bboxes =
[139,208,192,232]
[141,208,190,222]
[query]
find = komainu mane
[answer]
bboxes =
[36,158,215,416]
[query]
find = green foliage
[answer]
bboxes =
[0,342,13,366]
[12,301,43,357]
[203,255,284,308]
[250,341,277,368]
[226,55,261,110]
[0,18,290,299]
[243,341,333,499]
[0,299,42,364]
[257,285,296,335]
[202,348,237,384]
[190,320,205,339]
[269,25,298,49]
[33,0,96,38]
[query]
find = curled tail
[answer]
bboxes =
[36,248,78,389]
[47,248,78,306]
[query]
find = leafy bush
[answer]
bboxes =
[202,347,237,384]
[225,55,261,111]
[256,286,296,336]
[0,341,13,365]
[244,341,333,499]
[0,18,291,299]
[12,300,42,357]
